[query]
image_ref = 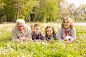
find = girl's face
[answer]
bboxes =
[46,28,53,36]
[63,19,71,29]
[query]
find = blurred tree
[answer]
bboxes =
[36,0,58,22]
[0,0,58,22]
[57,0,69,20]
[68,3,75,18]
[19,0,39,22]
[0,0,5,23]
[79,4,85,20]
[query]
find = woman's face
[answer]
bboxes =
[63,19,71,29]
[46,28,53,36]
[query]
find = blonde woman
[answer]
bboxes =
[56,16,76,42]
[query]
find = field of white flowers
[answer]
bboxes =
[0,22,86,57]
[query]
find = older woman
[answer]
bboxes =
[12,19,32,42]
[56,16,76,42]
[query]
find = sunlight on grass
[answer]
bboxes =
[0,23,86,57]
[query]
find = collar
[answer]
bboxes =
[48,34,53,37]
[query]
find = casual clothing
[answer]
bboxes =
[31,32,44,40]
[12,24,32,40]
[61,27,72,39]
[56,26,76,41]
[44,34,54,40]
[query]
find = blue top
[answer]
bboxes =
[44,34,54,40]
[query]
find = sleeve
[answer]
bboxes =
[44,34,46,40]
[41,32,44,40]
[56,27,63,41]
[12,27,18,40]
[27,30,32,40]
[26,25,32,40]
[31,32,35,40]
[71,27,76,41]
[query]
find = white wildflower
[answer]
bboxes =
[7,44,10,47]
[3,52,5,55]
[31,53,33,54]
[42,42,45,45]
[42,46,44,48]
[22,56,25,57]
[1,25,4,28]
[83,54,85,55]
[17,44,20,46]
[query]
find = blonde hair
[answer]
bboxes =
[61,16,73,29]
[31,24,34,31]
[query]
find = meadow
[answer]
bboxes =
[0,22,86,57]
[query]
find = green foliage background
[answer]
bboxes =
[0,0,58,22]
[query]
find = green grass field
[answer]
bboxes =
[0,22,86,57]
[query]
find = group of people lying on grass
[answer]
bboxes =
[12,16,76,43]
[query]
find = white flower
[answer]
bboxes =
[31,53,33,54]
[1,25,4,27]
[22,56,25,57]
[42,46,44,48]
[3,52,5,55]
[7,44,10,47]
[42,42,45,45]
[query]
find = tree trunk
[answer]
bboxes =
[17,2,19,20]
[30,14,35,22]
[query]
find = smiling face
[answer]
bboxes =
[46,28,53,36]
[17,23,25,33]
[63,19,71,29]
[34,27,40,35]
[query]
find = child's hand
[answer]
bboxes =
[37,39,42,42]
[24,37,29,42]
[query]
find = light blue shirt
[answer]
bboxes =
[44,34,54,40]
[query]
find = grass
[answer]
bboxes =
[0,22,86,57]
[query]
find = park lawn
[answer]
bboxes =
[0,22,86,57]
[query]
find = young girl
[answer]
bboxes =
[44,25,57,41]
[56,16,76,42]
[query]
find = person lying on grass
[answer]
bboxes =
[12,19,32,42]
[56,16,76,43]
[31,24,34,33]
[44,25,57,41]
[31,24,44,42]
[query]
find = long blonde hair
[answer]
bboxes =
[61,16,73,29]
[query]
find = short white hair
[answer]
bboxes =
[16,19,25,25]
